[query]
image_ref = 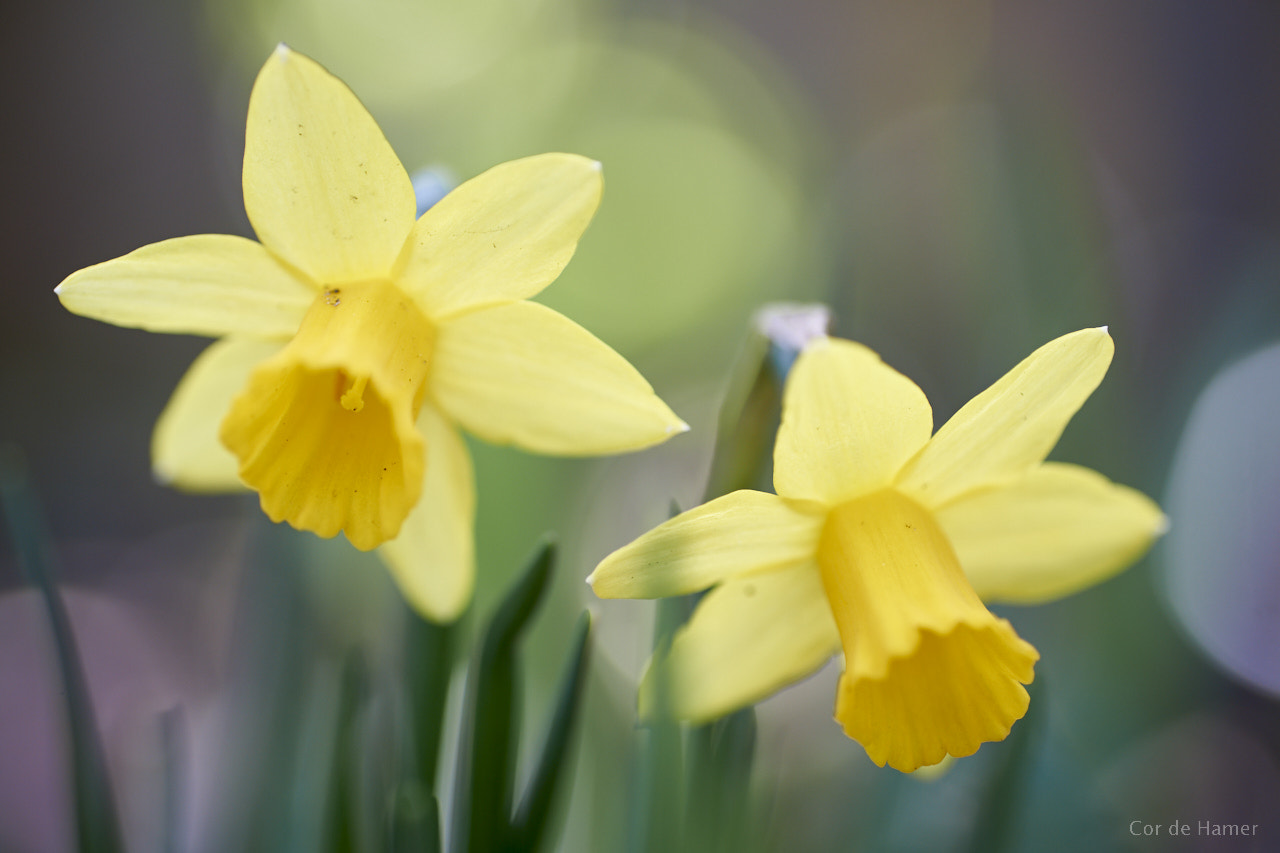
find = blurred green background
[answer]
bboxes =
[2,0,1278,851]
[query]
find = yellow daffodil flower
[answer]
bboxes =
[589,328,1164,772]
[57,46,686,621]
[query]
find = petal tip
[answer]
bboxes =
[1155,513,1172,536]
[669,419,692,436]
[274,42,292,59]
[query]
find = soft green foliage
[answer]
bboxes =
[452,539,594,853]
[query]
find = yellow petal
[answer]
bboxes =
[431,301,686,455]
[153,338,283,491]
[936,462,1166,604]
[395,154,603,319]
[589,490,824,598]
[818,489,1038,772]
[56,235,314,337]
[378,405,476,623]
[774,338,933,505]
[243,46,415,283]
[220,281,434,549]
[639,562,839,722]
[897,327,1114,508]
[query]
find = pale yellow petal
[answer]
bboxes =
[395,154,603,318]
[243,45,415,283]
[56,235,314,337]
[431,301,686,455]
[897,327,1114,507]
[773,338,933,505]
[639,562,839,722]
[936,462,1166,604]
[153,338,283,491]
[378,405,476,623]
[588,490,825,599]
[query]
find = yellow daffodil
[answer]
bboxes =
[56,46,685,621]
[589,328,1164,772]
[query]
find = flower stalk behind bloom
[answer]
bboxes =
[591,328,1165,771]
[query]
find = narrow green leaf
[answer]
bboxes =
[511,611,593,851]
[405,609,457,793]
[452,538,557,853]
[0,445,126,853]
[394,609,455,853]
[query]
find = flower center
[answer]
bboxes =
[816,489,1038,771]
[220,280,436,550]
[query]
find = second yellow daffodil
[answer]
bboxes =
[589,328,1164,772]
[57,46,686,621]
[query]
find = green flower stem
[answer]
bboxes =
[673,314,804,852]
[628,595,695,853]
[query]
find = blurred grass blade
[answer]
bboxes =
[0,446,126,853]
[160,707,185,853]
[512,611,593,851]
[964,676,1046,853]
[388,785,441,853]
[405,610,457,793]
[325,653,368,853]
[708,708,757,853]
[686,710,759,853]
[452,538,556,853]
[392,609,455,853]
